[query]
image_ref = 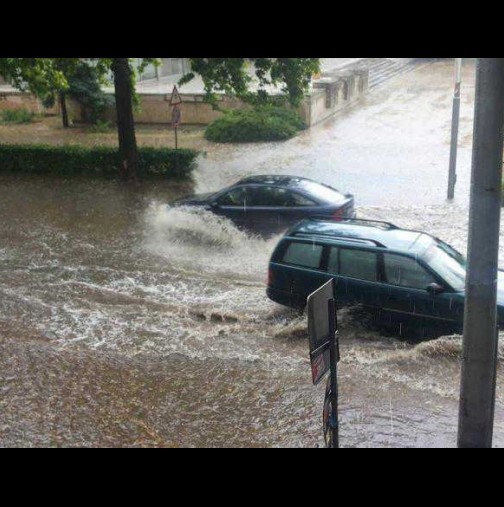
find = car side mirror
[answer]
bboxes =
[426,282,444,295]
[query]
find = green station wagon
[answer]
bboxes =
[267,217,504,334]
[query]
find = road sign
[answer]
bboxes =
[307,278,340,448]
[169,85,182,106]
[172,104,181,127]
[307,278,338,385]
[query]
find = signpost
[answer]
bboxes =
[168,85,182,149]
[307,278,340,448]
[172,104,181,149]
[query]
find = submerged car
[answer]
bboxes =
[173,175,355,235]
[267,217,504,335]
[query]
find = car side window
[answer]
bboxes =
[217,187,246,206]
[339,248,377,281]
[384,253,436,289]
[247,186,292,207]
[290,192,317,207]
[282,242,323,269]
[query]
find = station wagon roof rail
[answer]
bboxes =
[308,216,399,230]
[293,231,388,248]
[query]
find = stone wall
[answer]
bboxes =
[67,64,369,127]
[0,89,60,115]
[308,64,369,125]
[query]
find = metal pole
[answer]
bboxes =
[448,58,463,199]
[458,58,504,448]
[328,298,339,448]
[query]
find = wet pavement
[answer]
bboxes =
[2,58,504,448]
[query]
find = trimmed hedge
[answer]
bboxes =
[205,105,307,143]
[0,144,198,178]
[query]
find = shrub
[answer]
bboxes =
[1,108,35,124]
[67,63,114,124]
[204,105,307,143]
[87,119,113,133]
[0,144,198,179]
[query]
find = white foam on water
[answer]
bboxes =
[142,203,280,281]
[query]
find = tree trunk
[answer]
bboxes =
[59,91,69,128]
[111,58,140,182]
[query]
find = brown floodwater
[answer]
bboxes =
[2,59,504,447]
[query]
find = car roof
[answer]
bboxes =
[287,218,433,253]
[236,175,338,191]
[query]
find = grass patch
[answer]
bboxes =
[0,144,199,178]
[1,108,36,124]
[204,105,307,143]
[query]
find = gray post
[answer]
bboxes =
[458,58,504,448]
[328,298,339,448]
[448,58,462,199]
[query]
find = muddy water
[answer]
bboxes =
[2,59,504,447]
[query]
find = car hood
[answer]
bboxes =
[172,192,215,206]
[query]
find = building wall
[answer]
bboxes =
[136,58,190,82]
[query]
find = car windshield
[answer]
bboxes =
[422,240,466,291]
[297,181,345,203]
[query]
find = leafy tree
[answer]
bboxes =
[180,58,320,107]
[66,63,114,125]
[0,58,320,182]
[0,58,157,182]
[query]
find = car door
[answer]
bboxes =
[326,245,382,311]
[277,240,332,301]
[275,190,321,229]
[213,186,248,227]
[244,185,289,234]
[380,252,463,328]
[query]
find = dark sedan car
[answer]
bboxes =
[173,175,355,235]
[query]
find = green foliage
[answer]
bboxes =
[0,58,159,109]
[0,58,71,102]
[180,58,320,107]
[0,108,35,124]
[0,144,198,178]
[67,63,114,124]
[204,105,307,143]
[87,119,113,133]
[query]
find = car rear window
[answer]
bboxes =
[282,242,323,269]
[297,180,345,204]
[339,248,377,281]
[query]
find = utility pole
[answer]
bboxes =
[448,58,462,199]
[458,58,504,448]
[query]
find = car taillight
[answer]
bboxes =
[332,208,345,220]
[267,268,274,286]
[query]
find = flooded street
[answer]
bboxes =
[2,59,504,447]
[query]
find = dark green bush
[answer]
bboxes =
[0,144,198,178]
[205,105,307,143]
[67,63,114,124]
[1,108,35,124]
